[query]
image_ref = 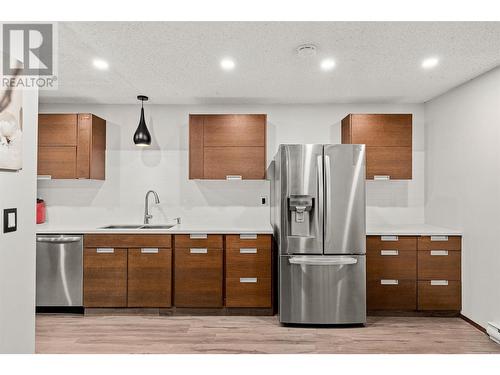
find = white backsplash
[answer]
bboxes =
[37,103,425,228]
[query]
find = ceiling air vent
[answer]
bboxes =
[296,43,317,58]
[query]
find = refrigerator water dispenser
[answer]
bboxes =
[288,195,314,237]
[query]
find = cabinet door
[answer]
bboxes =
[366,146,412,179]
[38,114,78,146]
[189,114,267,180]
[174,248,223,307]
[204,146,265,179]
[128,248,172,307]
[38,146,77,179]
[83,248,127,307]
[418,281,461,311]
[367,280,417,310]
[350,114,412,147]
[225,247,271,308]
[203,114,266,147]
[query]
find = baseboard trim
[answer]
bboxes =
[368,310,460,317]
[460,313,486,333]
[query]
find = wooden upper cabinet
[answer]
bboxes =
[189,114,267,180]
[38,113,106,179]
[342,114,412,180]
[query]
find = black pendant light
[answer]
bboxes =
[133,95,152,146]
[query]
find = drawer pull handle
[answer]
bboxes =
[374,175,390,181]
[240,234,257,240]
[240,248,257,254]
[380,279,399,285]
[381,250,399,256]
[240,277,257,283]
[430,235,448,241]
[431,280,449,286]
[96,248,114,254]
[226,175,242,180]
[430,250,448,256]
[381,235,398,241]
[141,248,159,254]
[189,234,208,239]
[190,248,208,254]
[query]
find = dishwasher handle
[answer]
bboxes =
[37,236,82,244]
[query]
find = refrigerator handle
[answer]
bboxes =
[317,154,324,238]
[289,256,358,266]
[324,154,331,238]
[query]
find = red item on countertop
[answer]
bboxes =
[36,199,46,224]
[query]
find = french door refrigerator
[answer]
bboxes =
[271,144,366,325]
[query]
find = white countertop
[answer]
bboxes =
[36,222,274,235]
[36,222,460,236]
[366,223,462,236]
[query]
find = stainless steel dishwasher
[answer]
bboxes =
[36,234,83,306]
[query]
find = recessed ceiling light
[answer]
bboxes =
[92,58,109,70]
[421,57,439,69]
[320,58,336,71]
[220,58,235,71]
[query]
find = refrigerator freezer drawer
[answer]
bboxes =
[279,254,366,324]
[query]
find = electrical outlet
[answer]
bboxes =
[260,195,268,206]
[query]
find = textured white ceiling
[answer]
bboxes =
[39,22,500,104]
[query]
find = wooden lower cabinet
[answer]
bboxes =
[127,248,172,307]
[226,277,271,308]
[83,248,127,307]
[367,280,417,310]
[174,248,223,307]
[417,250,461,281]
[225,245,272,308]
[418,281,461,310]
[366,234,462,312]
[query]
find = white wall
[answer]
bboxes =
[0,89,38,353]
[37,103,425,227]
[425,66,500,328]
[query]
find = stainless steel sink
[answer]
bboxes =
[100,225,143,229]
[140,224,175,229]
[99,224,175,230]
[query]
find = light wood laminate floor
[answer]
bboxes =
[36,314,500,354]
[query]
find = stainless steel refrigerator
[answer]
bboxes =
[271,144,366,325]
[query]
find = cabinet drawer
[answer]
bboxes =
[38,114,78,146]
[226,247,271,279]
[38,146,77,179]
[418,236,461,251]
[84,234,171,248]
[203,114,266,147]
[174,234,222,248]
[174,248,223,307]
[127,248,172,307]
[367,279,416,310]
[367,235,417,251]
[366,146,412,180]
[83,248,127,307]
[350,114,412,147]
[367,249,416,280]
[203,146,265,179]
[226,234,272,249]
[418,280,461,310]
[225,277,271,308]
[418,250,461,281]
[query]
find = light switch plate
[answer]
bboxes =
[3,208,17,233]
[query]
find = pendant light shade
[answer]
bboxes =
[134,95,151,146]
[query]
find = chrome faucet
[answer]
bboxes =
[144,190,160,224]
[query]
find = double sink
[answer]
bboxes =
[99,224,175,230]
